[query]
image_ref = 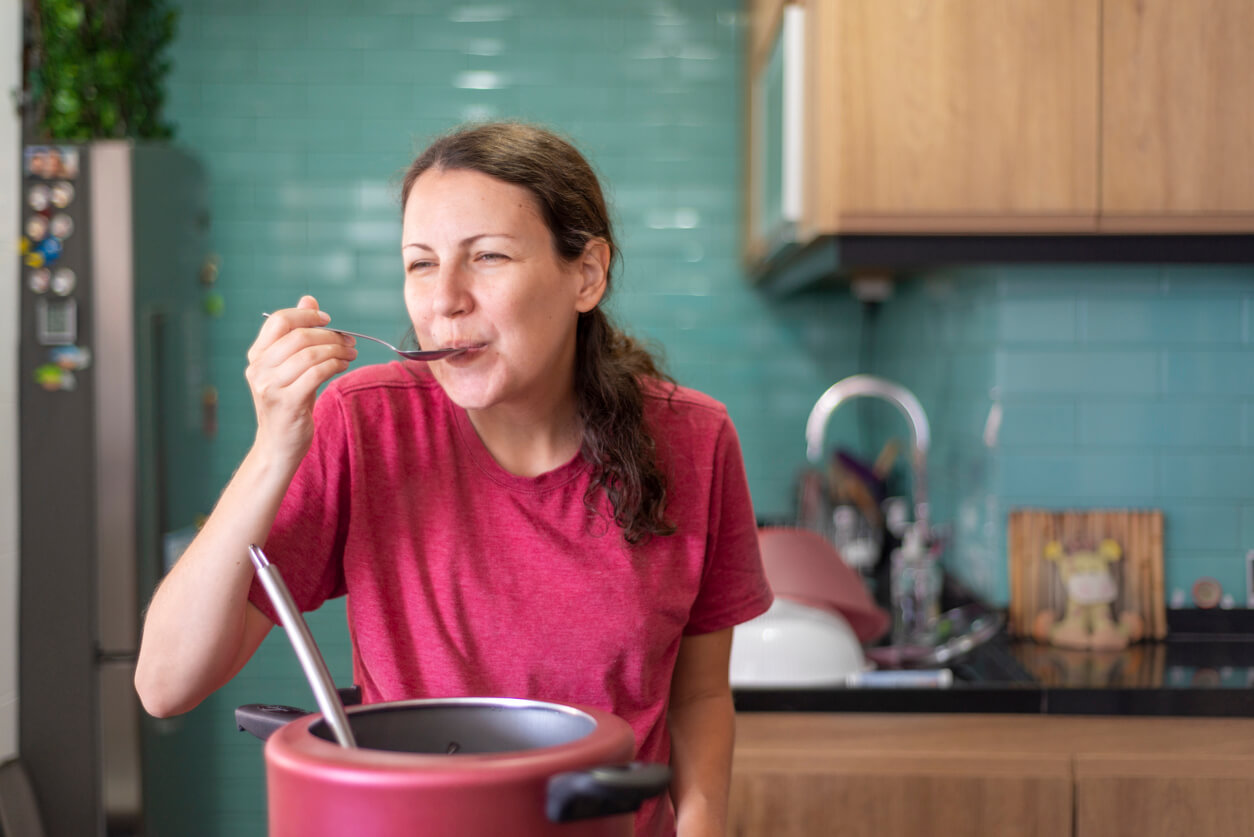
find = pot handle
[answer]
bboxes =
[546,762,672,823]
[235,704,309,741]
[235,686,362,741]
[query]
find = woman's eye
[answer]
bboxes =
[477,252,507,263]
[408,260,435,272]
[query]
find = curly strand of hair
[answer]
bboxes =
[576,309,677,545]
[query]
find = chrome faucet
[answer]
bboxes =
[804,375,931,535]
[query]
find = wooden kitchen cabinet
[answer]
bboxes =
[730,714,1072,836]
[743,0,1254,274]
[744,0,1100,262]
[1100,0,1254,231]
[1076,753,1254,837]
[730,714,1254,837]
[806,0,1100,233]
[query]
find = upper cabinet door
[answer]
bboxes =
[1101,0,1254,231]
[810,0,1100,234]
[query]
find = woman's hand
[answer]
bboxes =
[245,295,356,464]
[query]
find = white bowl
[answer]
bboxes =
[730,597,868,688]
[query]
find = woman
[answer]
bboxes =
[135,122,772,836]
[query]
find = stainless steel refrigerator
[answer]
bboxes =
[18,141,216,837]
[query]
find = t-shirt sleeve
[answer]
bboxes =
[684,415,774,635]
[247,385,351,626]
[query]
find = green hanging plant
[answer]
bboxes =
[24,0,179,141]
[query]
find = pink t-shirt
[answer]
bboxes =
[249,362,772,835]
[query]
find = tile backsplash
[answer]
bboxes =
[868,266,1254,609]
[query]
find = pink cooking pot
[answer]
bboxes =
[236,694,671,837]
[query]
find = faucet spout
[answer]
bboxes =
[805,375,931,533]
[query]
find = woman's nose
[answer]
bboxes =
[430,262,472,318]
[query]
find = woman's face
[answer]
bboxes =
[401,167,606,415]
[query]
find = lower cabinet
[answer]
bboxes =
[1076,754,1254,837]
[730,714,1254,837]
[729,751,1071,836]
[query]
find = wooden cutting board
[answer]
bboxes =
[1008,509,1166,640]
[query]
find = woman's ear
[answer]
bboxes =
[574,238,610,313]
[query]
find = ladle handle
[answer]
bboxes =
[249,544,357,748]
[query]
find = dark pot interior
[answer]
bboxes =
[308,701,598,755]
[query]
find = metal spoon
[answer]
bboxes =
[261,313,466,361]
[249,544,357,748]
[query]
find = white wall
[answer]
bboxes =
[1,0,22,763]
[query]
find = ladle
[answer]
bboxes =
[249,544,357,748]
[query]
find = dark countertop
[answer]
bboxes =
[733,612,1254,718]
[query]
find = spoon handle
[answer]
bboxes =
[311,325,393,350]
[260,314,381,343]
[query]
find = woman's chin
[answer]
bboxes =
[431,368,497,411]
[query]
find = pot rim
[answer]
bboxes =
[264,697,637,783]
[339,696,599,720]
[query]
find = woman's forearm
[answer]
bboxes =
[133,446,294,717]
[668,689,736,837]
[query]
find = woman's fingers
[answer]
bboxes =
[287,356,354,404]
[249,341,355,400]
[254,325,355,378]
[248,299,331,364]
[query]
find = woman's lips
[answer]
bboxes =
[438,342,486,363]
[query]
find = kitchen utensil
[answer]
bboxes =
[757,526,890,643]
[866,604,1005,669]
[248,544,356,748]
[260,313,466,361]
[235,697,671,836]
[844,669,953,688]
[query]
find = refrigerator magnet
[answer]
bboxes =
[36,237,63,263]
[49,345,91,371]
[33,363,76,392]
[51,181,75,208]
[27,184,50,211]
[26,215,49,241]
[50,213,74,239]
[28,269,51,294]
[51,268,76,296]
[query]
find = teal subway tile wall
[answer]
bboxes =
[866,267,1254,612]
[151,1,859,833]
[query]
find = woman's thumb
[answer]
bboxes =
[297,294,320,311]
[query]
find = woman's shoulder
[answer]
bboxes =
[642,378,732,432]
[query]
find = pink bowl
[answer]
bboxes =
[757,526,890,643]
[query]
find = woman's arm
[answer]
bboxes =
[667,627,736,837]
[134,297,355,717]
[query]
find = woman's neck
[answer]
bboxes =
[465,390,583,477]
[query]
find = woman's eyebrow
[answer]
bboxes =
[402,233,517,251]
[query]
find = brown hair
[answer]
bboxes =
[401,122,676,544]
